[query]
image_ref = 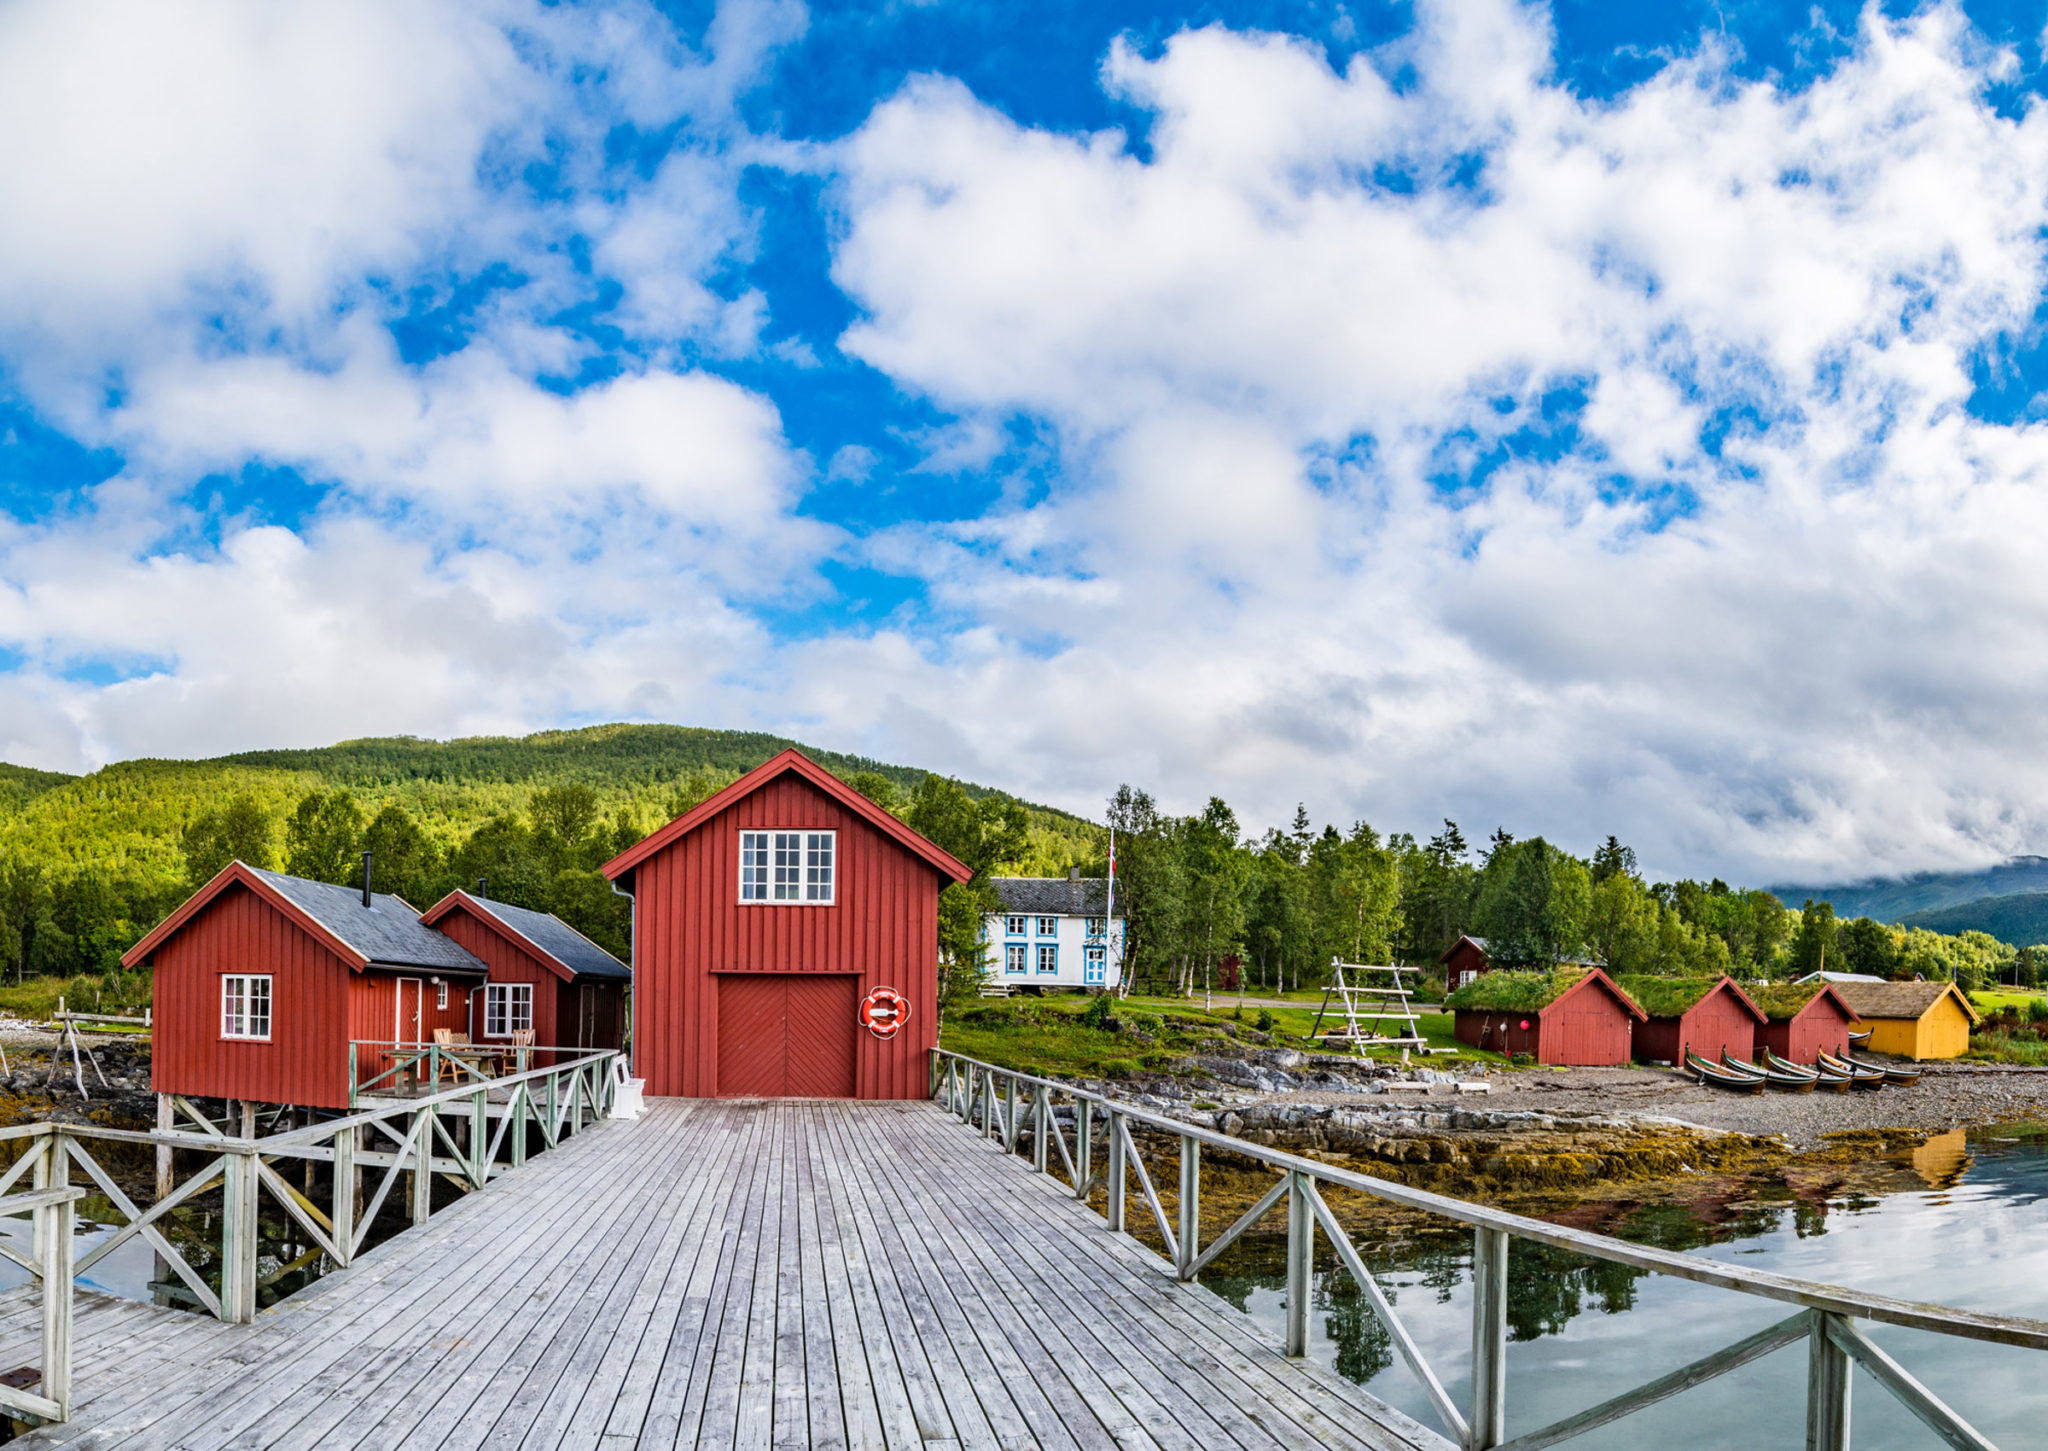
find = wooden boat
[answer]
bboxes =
[1848,1029,1873,1047]
[1817,1051,1885,1090]
[1687,1051,1766,1094]
[1761,1049,1818,1079]
[1843,1053,1921,1087]
[1766,1048,1853,1092]
[1724,1049,1816,1093]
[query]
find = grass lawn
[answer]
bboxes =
[1971,988,2045,1015]
[940,992,1501,1081]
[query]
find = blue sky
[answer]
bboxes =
[5,0,2048,882]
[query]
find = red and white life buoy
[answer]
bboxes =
[859,986,911,1040]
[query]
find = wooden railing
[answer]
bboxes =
[3,1048,619,1334]
[0,1134,88,1427]
[348,1038,585,1101]
[935,1048,2037,1451]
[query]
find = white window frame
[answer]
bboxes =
[1037,943,1059,975]
[1005,915,1026,936]
[1036,916,1057,935]
[221,974,271,1041]
[436,981,449,1011]
[1005,943,1028,975]
[485,982,533,1038]
[739,830,837,904]
[1084,947,1107,985]
[1087,917,1106,939]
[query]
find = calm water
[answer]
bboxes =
[1202,1127,2048,1450]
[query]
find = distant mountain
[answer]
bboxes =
[1898,892,2048,947]
[1770,857,2048,923]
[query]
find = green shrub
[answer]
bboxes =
[1100,1058,1142,1078]
[1081,993,1115,1029]
[1255,1009,1277,1033]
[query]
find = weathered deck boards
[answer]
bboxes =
[14,1100,1448,1451]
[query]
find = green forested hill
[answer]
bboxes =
[1898,891,2048,946]
[0,724,1100,980]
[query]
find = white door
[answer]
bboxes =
[396,977,424,1048]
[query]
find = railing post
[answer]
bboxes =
[38,1183,72,1421]
[1076,1100,1093,1197]
[1177,1137,1201,1280]
[221,1148,259,1324]
[330,1124,355,1266]
[1106,1112,1126,1232]
[30,1132,49,1263]
[1032,1088,1049,1174]
[410,1108,434,1225]
[470,1089,488,1189]
[348,1042,359,1109]
[1807,1312,1852,1451]
[1469,1226,1510,1448]
[510,1082,528,1168]
[1286,1171,1311,1356]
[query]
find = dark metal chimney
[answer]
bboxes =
[361,852,374,908]
[477,877,488,899]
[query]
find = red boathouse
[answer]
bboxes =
[1445,968,1645,1065]
[1618,975,1767,1067]
[1751,982,1861,1064]
[1438,935,1492,993]
[123,862,487,1111]
[601,749,973,1099]
[419,890,631,1053]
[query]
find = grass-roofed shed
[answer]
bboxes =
[1748,982,1860,1064]
[1444,967,1645,1065]
[1615,974,1766,1068]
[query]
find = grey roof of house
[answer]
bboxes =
[1793,971,1885,984]
[468,896,632,980]
[989,877,1123,917]
[250,868,487,974]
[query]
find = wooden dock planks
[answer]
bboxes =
[14,1099,1448,1451]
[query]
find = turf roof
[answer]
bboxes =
[1747,982,1830,1021]
[1444,969,1601,1013]
[1612,975,1730,1019]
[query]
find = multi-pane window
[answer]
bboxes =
[1036,916,1057,935]
[740,831,837,903]
[1084,947,1107,985]
[436,981,450,1011]
[1006,943,1028,975]
[221,975,271,1040]
[1086,917,1107,939]
[1005,915,1026,936]
[1037,944,1059,974]
[485,983,533,1037]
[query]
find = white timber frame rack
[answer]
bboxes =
[1310,958,1428,1052]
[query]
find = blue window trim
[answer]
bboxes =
[1036,916,1058,935]
[1005,915,1028,937]
[1083,946,1106,985]
[1036,943,1059,974]
[1005,943,1029,975]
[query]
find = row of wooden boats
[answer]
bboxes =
[1683,1046,1922,1095]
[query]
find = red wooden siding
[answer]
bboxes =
[626,767,948,1099]
[149,881,356,1110]
[1439,939,1491,993]
[714,974,858,1097]
[1761,995,1857,1063]
[433,911,568,1046]
[1633,983,1764,1067]
[1451,975,1637,1066]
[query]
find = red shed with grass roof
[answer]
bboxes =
[1752,982,1861,1064]
[601,748,972,1099]
[1445,967,1645,1065]
[1617,975,1767,1068]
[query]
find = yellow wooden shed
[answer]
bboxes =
[1830,980,1979,1061]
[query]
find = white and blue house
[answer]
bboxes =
[982,870,1126,992]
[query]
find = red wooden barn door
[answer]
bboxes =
[715,974,858,1098]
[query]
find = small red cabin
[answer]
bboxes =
[1446,968,1645,1065]
[1753,983,1860,1064]
[1619,976,1767,1067]
[602,749,972,1099]
[1438,935,1492,993]
[124,862,487,1111]
[419,891,630,1054]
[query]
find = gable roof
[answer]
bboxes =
[1613,975,1767,1024]
[122,862,488,976]
[421,891,631,982]
[1445,967,1647,1020]
[989,877,1120,917]
[1794,970,1884,984]
[601,748,973,887]
[1748,981,1860,1023]
[1437,935,1490,963]
[1831,979,1981,1026]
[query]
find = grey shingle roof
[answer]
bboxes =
[989,877,1122,917]
[251,868,487,975]
[468,896,631,980]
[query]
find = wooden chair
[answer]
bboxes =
[433,1029,496,1086]
[512,1028,535,1074]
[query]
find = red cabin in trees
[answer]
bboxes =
[601,749,972,1099]
[419,891,631,1053]
[123,863,487,1111]
[1754,983,1861,1064]
[1447,968,1645,1065]
[1619,976,1768,1067]
[1439,935,1492,993]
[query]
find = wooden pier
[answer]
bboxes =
[8,1099,1444,1451]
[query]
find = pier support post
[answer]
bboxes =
[410,1108,434,1225]
[330,1125,355,1266]
[1105,1113,1126,1233]
[220,1149,258,1324]
[1806,1313,1852,1451]
[1177,1138,1200,1280]
[154,1093,172,1201]
[38,1176,73,1421]
[1469,1226,1510,1448]
[1285,1172,1311,1356]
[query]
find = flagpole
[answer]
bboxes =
[1106,824,1120,998]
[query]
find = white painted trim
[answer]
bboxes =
[219,974,272,1041]
[484,982,534,1038]
[395,976,422,1049]
[738,828,838,905]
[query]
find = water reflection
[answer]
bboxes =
[1198,1126,2048,1450]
